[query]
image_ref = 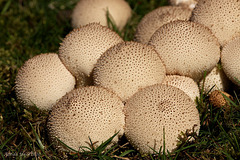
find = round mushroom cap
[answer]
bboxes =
[93,41,166,101]
[191,0,240,46]
[135,6,192,44]
[148,20,220,82]
[169,0,199,9]
[15,53,76,110]
[198,66,230,93]
[209,90,232,108]
[221,37,240,86]
[162,75,199,102]
[71,0,132,31]
[47,86,125,152]
[134,6,192,44]
[124,84,200,154]
[59,23,123,85]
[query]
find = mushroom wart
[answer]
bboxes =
[221,37,240,86]
[71,0,132,31]
[148,20,220,82]
[191,0,240,46]
[162,75,199,102]
[134,6,192,44]
[124,84,200,154]
[47,86,125,152]
[93,41,166,101]
[15,53,76,110]
[59,23,123,86]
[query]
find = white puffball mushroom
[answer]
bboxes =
[169,0,199,9]
[162,75,199,102]
[134,6,192,44]
[124,84,200,154]
[199,66,230,93]
[15,53,76,110]
[59,23,124,86]
[221,37,240,86]
[148,20,220,82]
[191,0,240,46]
[72,0,132,31]
[47,86,125,152]
[93,41,166,101]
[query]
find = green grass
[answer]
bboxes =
[1,0,240,159]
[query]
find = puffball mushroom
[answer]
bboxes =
[162,75,199,102]
[93,41,166,102]
[134,6,192,44]
[72,0,132,31]
[148,20,220,82]
[198,66,230,93]
[59,23,123,86]
[124,84,200,154]
[221,37,240,86]
[191,0,240,46]
[15,53,76,110]
[209,90,232,108]
[169,0,199,9]
[47,86,125,152]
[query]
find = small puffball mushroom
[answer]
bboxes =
[134,6,192,44]
[93,41,166,101]
[169,0,199,9]
[124,84,200,154]
[59,23,123,86]
[221,37,240,86]
[191,0,240,46]
[15,53,76,110]
[209,90,232,108]
[162,75,199,102]
[47,86,125,152]
[72,0,132,31]
[148,20,220,82]
[199,66,230,93]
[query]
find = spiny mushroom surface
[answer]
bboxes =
[93,41,166,101]
[191,0,240,46]
[169,0,199,9]
[221,37,240,86]
[47,86,125,152]
[134,6,192,44]
[15,53,76,110]
[198,66,230,93]
[71,0,132,31]
[124,84,200,154]
[59,23,123,86]
[162,75,199,102]
[148,20,220,82]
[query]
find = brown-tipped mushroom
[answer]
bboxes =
[72,0,132,31]
[134,6,192,44]
[47,86,125,152]
[191,0,240,46]
[59,23,123,86]
[148,20,220,82]
[162,75,199,102]
[93,41,166,101]
[209,90,232,108]
[15,53,76,110]
[124,84,200,154]
[221,37,240,86]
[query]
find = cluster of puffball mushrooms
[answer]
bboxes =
[15,0,240,154]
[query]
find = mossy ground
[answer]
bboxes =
[0,0,240,159]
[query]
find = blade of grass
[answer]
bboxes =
[1,0,12,15]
